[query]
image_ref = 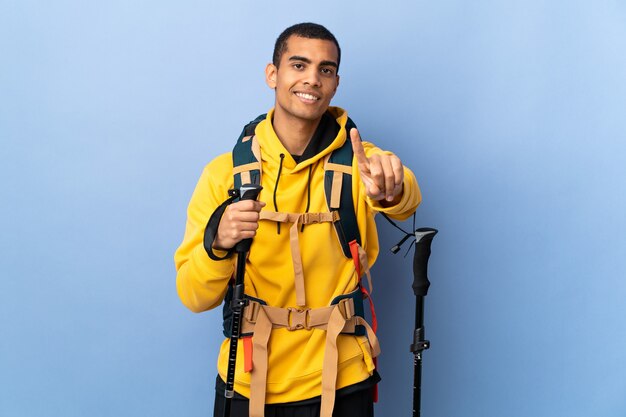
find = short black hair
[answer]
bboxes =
[273,23,341,70]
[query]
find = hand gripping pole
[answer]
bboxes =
[223,184,263,417]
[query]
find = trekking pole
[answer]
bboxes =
[383,213,438,417]
[223,184,263,417]
[410,228,437,417]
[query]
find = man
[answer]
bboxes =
[175,23,421,417]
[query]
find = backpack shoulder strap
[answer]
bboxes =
[324,117,362,258]
[233,114,266,189]
[232,113,362,258]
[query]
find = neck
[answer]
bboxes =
[272,111,322,156]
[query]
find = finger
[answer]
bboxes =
[364,175,383,199]
[222,205,261,231]
[250,200,266,211]
[225,227,257,242]
[390,156,404,186]
[367,154,386,197]
[393,183,404,198]
[231,200,265,214]
[380,156,396,201]
[233,211,261,224]
[218,217,260,246]
[350,128,369,171]
[238,220,261,233]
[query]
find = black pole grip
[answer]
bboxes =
[412,228,438,297]
[233,184,263,253]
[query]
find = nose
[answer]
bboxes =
[303,68,321,87]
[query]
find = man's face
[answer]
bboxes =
[266,35,340,124]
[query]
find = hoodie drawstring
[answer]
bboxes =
[273,153,285,234]
[301,164,313,232]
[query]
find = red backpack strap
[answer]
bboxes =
[243,335,253,373]
[348,240,379,402]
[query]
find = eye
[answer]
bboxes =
[292,63,304,70]
[321,67,336,76]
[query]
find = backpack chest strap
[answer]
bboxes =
[259,210,339,307]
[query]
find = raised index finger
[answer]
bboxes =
[350,128,369,168]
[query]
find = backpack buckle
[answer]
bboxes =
[245,301,261,323]
[286,307,310,330]
[301,213,321,224]
[336,298,355,320]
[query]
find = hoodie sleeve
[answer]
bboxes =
[356,141,421,220]
[174,153,236,313]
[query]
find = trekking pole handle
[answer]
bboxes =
[234,184,263,253]
[412,228,438,297]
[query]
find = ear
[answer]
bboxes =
[265,63,278,89]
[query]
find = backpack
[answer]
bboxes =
[232,113,361,258]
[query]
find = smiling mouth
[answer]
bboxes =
[294,92,320,102]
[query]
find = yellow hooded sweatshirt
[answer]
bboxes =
[175,107,421,404]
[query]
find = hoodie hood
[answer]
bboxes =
[254,106,349,174]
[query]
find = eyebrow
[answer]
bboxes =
[288,55,338,68]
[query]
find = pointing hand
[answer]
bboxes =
[350,128,404,204]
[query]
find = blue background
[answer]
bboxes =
[1,1,625,416]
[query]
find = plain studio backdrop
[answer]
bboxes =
[1,1,625,416]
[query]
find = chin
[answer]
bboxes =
[299,106,329,120]
[289,109,324,122]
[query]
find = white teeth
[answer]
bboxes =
[296,92,319,101]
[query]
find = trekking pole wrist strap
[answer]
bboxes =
[203,193,238,261]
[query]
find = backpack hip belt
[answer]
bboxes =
[238,292,380,417]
